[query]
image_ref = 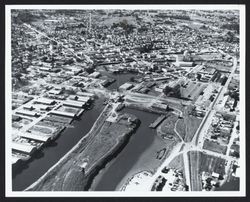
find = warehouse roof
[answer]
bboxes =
[12,142,37,154]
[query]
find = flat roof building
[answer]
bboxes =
[76,92,95,98]
[119,83,134,91]
[89,71,101,78]
[35,97,56,105]
[63,100,85,108]
[152,103,169,111]
[12,155,22,165]
[16,109,39,117]
[12,142,37,155]
[68,95,90,103]
[20,132,51,143]
[50,110,76,118]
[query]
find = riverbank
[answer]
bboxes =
[12,97,105,191]
[114,111,181,191]
[26,108,139,191]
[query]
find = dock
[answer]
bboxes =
[149,115,167,129]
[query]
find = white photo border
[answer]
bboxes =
[5,4,246,197]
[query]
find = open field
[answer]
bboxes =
[203,139,227,155]
[188,150,202,191]
[168,153,185,172]
[176,106,203,142]
[157,113,179,140]
[180,81,207,101]
[176,119,186,140]
[199,152,226,176]
[185,116,202,142]
[188,150,227,191]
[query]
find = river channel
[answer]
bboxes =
[12,98,105,191]
[92,107,159,191]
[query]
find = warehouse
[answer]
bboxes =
[35,97,56,105]
[12,155,22,165]
[68,95,90,103]
[12,142,37,155]
[50,110,76,118]
[119,83,134,91]
[16,109,39,117]
[20,132,51,143]
[76,92,95,98]
[152,103,169,111]
[63,100,85,108]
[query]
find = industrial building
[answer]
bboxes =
[20,132,52,143]
[50,110,76,118]
[63,100,86,108]
[16,109,39,117]
[119,83,134,91]
[35,97,56,105]
[12,142,37,155]
[152,103,169,111]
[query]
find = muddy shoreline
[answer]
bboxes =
[26,109,140,191]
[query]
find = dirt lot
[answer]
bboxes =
[157,113,179,141]
[188,150,227,191]
[180,81,207,101]
[188,150,202,191]
[203,139,227,155]
[199,152,226,175]
[176,106,202,142]
[176,119,186,140]
[168,153,185,173]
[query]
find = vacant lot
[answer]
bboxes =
[176,119,186,140]
[188,150,227,191]
[176,106,202,142]
[199,152,226,175]
[180,81,207,101]
[185,116,202,142]
[188,150,202,191]
[168,153,185,173]
[157,113,180,141]
[203,139,227,155]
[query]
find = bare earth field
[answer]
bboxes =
[188,150,202,191]
[176,106,203,142]
[157,113,180,140]
[203,139,227,155]
[199,153,226,176]
[168,153,185,173]
[188,151,227,191]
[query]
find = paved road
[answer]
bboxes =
[23,23,93,64]
[129,57,239,191]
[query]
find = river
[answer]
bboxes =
[92,107,159,191]
[97,66,139,90]
[12,97,105,191]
